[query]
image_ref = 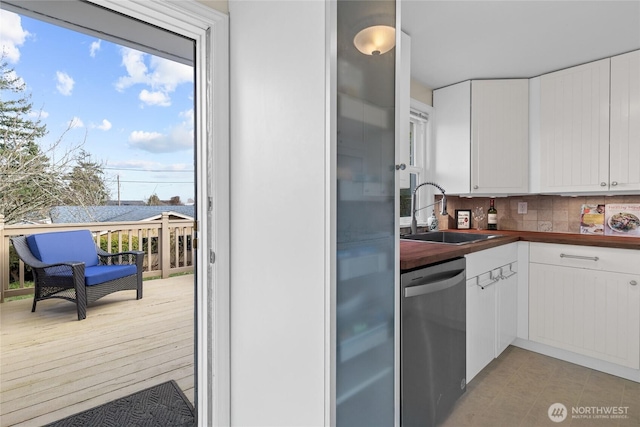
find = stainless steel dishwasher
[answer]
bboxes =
[401,257,466,427]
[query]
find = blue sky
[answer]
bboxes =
[0,9,195,203]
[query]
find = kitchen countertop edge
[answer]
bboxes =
[400,230,640,272]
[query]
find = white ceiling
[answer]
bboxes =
[402,0,640,90]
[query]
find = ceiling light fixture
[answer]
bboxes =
[353,25,396,56]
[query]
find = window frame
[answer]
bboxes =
[400,99,434,228]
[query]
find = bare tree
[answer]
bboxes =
[0,60,109,224]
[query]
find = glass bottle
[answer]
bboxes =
[487,198,498,230]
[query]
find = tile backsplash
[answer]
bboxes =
[434,194,640,234]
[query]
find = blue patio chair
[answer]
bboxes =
[10,230,144,320]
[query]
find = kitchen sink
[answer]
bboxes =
[400,231,502,245]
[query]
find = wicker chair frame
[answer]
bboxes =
[10,235,144,320]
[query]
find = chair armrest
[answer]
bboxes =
[26,259,85,271]
[97,249,145,267]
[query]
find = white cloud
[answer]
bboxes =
[115,49,148,91]
[148,56,193,92]
[56,71,74,96]
[128,118,193,154]
[96,119,112,131]
[68,117,84,129]
[5,69,25,89]
[28,110,49,119]
[139,89,171,107]
[0,10,30,63]
[108,159,191,171]
[114,47,193,106]
[90,39,101,57]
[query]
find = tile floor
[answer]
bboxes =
[441,346,640,427]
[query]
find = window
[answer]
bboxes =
[400,100,433,227]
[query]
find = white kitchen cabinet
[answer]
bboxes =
[433,80,529,195]
[433,81,471,195]
[610,50,640,192]
[529,243,640,369]
[538,52,640,193]
[539,58,610,192]
[465,243,518,382]
[471,80,529,194]
[466,272,496,382]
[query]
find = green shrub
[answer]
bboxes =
[99,234,141,253]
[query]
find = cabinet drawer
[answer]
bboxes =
[530,242,640,275]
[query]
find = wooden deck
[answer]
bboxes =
[0,274,195,426]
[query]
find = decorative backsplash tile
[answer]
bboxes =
[434,194,640,235]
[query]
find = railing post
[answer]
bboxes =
[0,214,5,302]
[161,212,170,278]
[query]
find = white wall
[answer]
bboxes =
[229,1,328,425]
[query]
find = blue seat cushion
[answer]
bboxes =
[49,264,137,286]
[27,230,99,267]
[84,265,137,286]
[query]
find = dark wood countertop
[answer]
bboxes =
[400,229,640,272]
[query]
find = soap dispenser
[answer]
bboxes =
[427,211,438,231]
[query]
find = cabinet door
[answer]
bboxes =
[466,274,496,382]
[471,80,529,194]
[496,263,517,356]
[529,263,640,369]
[539,59,610,192]
[433,81,471,194]
[610,50,640,191]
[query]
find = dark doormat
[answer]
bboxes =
[46,380,195,427]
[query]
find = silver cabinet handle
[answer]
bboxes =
[395,163,406,170]
[600,182,607,186]
[473,185,479,189]
[560,253,599,261]
[500,265,517,279]
[611,181,618,186]
[631,280,638,286]
[476,275,499,290]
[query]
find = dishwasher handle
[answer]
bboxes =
[404,270,465,298]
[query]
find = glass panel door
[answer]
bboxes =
[336,1,396,425]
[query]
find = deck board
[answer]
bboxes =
[0,274,195,426]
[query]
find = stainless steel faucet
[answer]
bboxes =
[411,182,447,234]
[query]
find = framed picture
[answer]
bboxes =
[456,210,471,229]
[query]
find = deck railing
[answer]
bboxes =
[0,213,195,302]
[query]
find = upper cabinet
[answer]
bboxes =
[536,50,640,193]
[538,58,611,192]
[610,50,640,192]
[433,79,529,195]
[471,80,529,194]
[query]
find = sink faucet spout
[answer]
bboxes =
[411,182,447,235]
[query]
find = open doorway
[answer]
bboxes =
[0,1,229,425]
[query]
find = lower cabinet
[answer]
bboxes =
[496,263,518,356]
[529,243,640,370]
[466,273,496,382]
[465,244,518,382]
